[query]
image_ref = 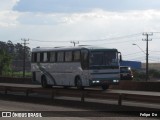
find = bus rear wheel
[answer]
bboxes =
[75,77,84,90]
[101,85,109,90]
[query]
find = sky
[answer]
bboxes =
[1,0,160,62]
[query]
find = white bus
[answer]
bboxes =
[31,46,121,90]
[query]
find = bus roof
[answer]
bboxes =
[32,46,118,52]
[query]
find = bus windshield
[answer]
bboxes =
[90,51,118,69]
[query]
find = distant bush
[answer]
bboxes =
[132,70,146,81]
[132,69,160,81]
[149,69,160,78]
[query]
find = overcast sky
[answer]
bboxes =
[1,0,160,62]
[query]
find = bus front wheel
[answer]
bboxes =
[101,85,109,90]
[75,77,84,90]
[41,76,52,88]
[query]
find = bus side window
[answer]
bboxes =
[47,52,50,62]
[81,50,89,69]
[43,52,48,62]
[32,53,37,62]
[57,51,64,62]
[50,52,56,62]
[37,53,40,62]
[40,53,43,62]
[65,51,72,62]
[73,51,80,62]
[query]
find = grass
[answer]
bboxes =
[2,71,32,78]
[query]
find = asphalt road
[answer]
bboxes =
[0,83,160,120]
[0,94,159,120]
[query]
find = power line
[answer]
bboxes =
[80,33,142,42]
[95,39,140,46]
[149,50,160,52]
[123,51,145,56]
[29,33,142,43]
[152,32,160,33]
[29,39,68,42]
[132,43,146,54]
[125,56,145,61]
[148,58,160,62]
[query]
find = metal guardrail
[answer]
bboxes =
[1,77,160,92]
[0,84,160,107]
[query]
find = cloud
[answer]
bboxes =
[0,0,19,11]
[14,9,160,25]
[17,12,69,25]
[0,0,20,27]
[0,11,20,27]
[9,9,159,46]
[13,0,160,13]
[1,8,160,41]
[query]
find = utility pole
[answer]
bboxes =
[70,41,79,46]
[21,38,29,78]
[142,33,153,81]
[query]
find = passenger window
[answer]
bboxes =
[50,52,56,62]
[40,53,43,62]
[73,51,80,61]
[43,52,48,62]
[32,53,37,62]
[57,51,64,62]
[37,53,40,62]
[47,52,50,62]
[65,51,72,62]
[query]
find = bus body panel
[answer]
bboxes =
[31,63,119,87]
[31,62,90,86]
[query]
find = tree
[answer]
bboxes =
[7,40,14,54]
[0,41,31,61]
[0,41,7,51]
[0,49,12,75]
[0,40,31,76]
[14,43,24,60]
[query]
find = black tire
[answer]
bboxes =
[41,76,52,88]
[63,86,69,89]
[101,85,109,90]
[75,77,84,90]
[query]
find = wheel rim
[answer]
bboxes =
[76,77,84,89]
[42,77,47,87]
[76,78,82,87]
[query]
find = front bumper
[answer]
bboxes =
[89,79,119,86]
[120,74,133,80]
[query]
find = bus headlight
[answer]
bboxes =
[96,81,100,83]
[113,80,119,82]
[92,80,100,83]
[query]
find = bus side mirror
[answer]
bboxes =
[120,54,122,62]
[118,52,122,62]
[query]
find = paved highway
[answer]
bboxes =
[0,82,160,120]
[0,98,159,120]
[0,83,160,109]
